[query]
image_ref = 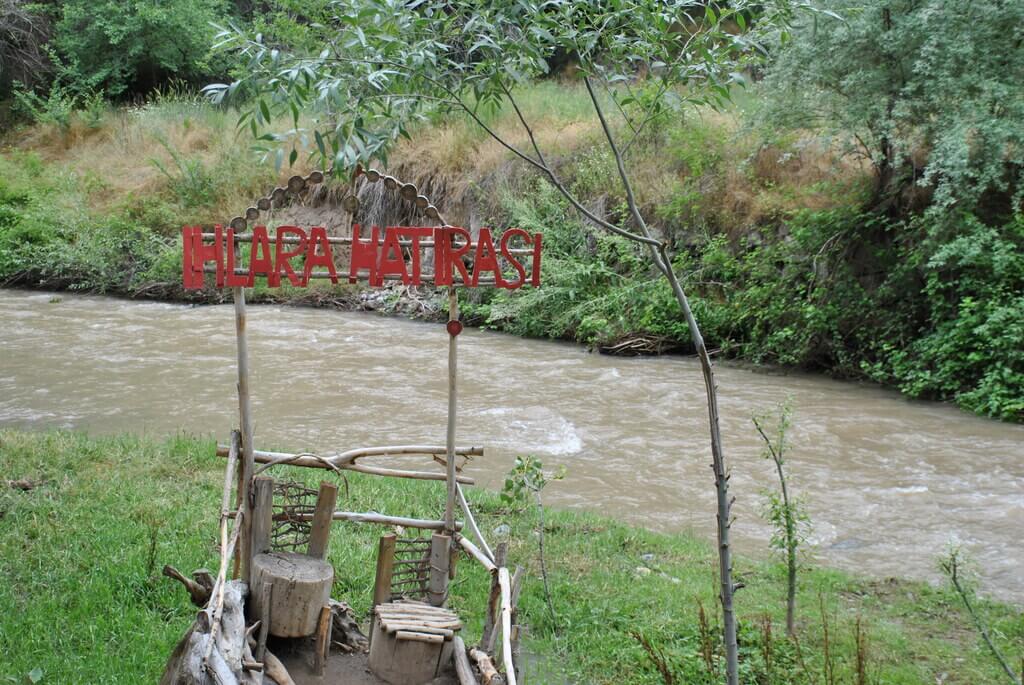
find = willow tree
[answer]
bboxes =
[207,2,797,681]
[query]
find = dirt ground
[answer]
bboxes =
[274,640,458,685]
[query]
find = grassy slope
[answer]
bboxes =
[1,430,1020,684]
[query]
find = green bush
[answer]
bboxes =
[51,0,231,98]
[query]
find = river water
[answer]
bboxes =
[1,289,1022,602]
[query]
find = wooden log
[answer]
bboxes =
[455,534,497,573]
[498,568,517,685]
[314,604,332,676]
[453,636,481,685]
[380,623,454,638]
[251,476,275,556]
[373,534,397,607]
[306,481,338,559]
[251,552,333,638]
[395,630,444,644]
[469,648,502,685]
[429,533,451,607]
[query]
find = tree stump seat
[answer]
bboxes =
[368,600,463,684]
[251,551,333,638]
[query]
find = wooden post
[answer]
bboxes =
[307,481,339,559]
[428,533,451,607]
[251,476,275,557]
[233,279,256,583]
[372,535,397,607]
[314,604,332,675]
[444,286,459,534]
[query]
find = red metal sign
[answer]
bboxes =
[182,225,542,290]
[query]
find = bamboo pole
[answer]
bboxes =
[233,283,256,584]
[215,445,480,485]
[454,534,497,573]
[205,265,497,286]
[456,483,494,562]
[444,287,459,534]
[330,511,462,530]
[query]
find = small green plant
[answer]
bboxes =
[12,80,77,133]
[501,455,564,632]
[753,399,810,638]
[150,134,217,209]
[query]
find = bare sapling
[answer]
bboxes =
[753,400,809,639]
[941,545,1021,685]
[501,455,564,633]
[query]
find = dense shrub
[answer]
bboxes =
[50,0,231,98]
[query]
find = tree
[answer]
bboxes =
[207,2,799,681]
[759,0,1024,217]
[51,0,232,98]
[753,400,809,638]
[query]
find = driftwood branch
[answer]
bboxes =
[163,565,213,607]
[216,445,480,484]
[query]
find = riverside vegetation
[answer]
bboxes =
[1,429,1023,684]
[0,80,1020,421]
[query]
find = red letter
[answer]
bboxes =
[272,226,307,287]
[471,228,500,287]
[378,227,410,285]
[249,226,273,283]
[531,232,543,287]
[349,224,380,284]
[435,227,472,285]
[303,227,337,285]
[498,228,530,289]
[398,227,433,285]
[181,225,222,289]
[225,227,251,287]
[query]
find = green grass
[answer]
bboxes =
[1,430,1021,684]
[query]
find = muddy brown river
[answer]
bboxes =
[1,290,1021,602]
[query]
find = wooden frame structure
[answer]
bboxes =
[167,168,529,685]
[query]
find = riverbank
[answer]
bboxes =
[1,429,1021,684]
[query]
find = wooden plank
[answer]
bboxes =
[429,533,451,607]
[373,535,396,608]
[251,476,274,556]
[306,481,339,559]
